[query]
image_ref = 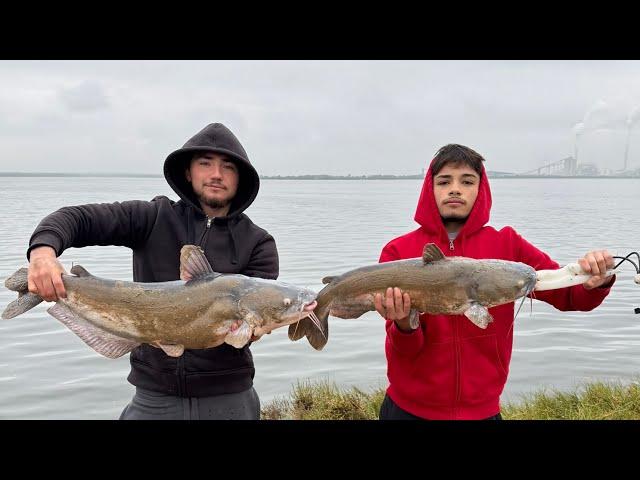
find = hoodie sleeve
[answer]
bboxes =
[242,233,279,280]
[380,241,425,357]
[509,227,614,312]
[27,200,160,260]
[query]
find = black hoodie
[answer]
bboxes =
[27,123,279,397]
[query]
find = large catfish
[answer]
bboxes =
[2,245,323,358]
[290,243,538,350]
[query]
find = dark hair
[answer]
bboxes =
[430,144,485,177]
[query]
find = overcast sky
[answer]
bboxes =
[1,60,640,176]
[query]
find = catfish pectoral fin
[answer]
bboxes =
[408,309,420,329]
[154,342,185,357]
[224,321,253,348]
[463,303,493,329]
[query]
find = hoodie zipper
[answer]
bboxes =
[452,235,464,418]
[198,216,214,248]
[451,235,459,418]
[454,316,461,418]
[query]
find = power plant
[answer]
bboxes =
[517,107,640,177]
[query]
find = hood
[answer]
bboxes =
[413,158,492,238]
[163,123,259,218]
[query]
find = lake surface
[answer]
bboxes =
[1,177,639,419]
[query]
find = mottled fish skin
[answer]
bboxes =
[317,258,536,316]
[53,273,316,348]
[309,243,537,332]
[2,245,320,358]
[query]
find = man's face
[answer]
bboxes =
[433,163,480,221]
[186,152,239,210]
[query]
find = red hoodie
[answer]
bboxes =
[380,161,614,420]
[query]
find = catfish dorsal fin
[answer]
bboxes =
[70,265,92,277]
[422,243,446,264]
[180,245,214,281]
[322,276,337,285]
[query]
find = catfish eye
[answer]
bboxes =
[283,298,291,306]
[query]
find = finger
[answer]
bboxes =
[27,275,37,295]
[583,276,603,290]
[38,277,55,302]
[594,251,608,274]
[587,254,600,276]
[596,253,607,276]
[52,273,67,299]
[385,288,396,319]
[394,287,403,313]
[374,293,384,315]
[604,251,615,270]
[578,256,591,273]
[33,278,45,300]
[46,277,59,302]
[402,292,411,318]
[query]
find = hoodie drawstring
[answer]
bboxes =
[227,220,239,265]
[186,207,194,245]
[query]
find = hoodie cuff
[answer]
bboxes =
[387,319,424,355]
[27,232,63,260]
[572,274,616,310]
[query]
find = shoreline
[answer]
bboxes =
[261,378,640,420]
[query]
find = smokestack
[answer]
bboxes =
[573,122,585,165]
[624,124,631,172]
[625,105,640,172]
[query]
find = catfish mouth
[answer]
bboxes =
[523,276,537,296]
[303,300,317,312]
[281,300,317,324]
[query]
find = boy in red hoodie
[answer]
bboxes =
[375,144,615,420]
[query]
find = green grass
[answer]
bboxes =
[261,379,640,420]
[501,380,640,420]
[261,380,387,420]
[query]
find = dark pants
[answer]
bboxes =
[379,393,502,420]
[119,386,261,420]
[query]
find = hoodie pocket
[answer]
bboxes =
[458,334,508,406]
[406,341,457,407]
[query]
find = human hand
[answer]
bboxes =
[27,246,67,301]
[578,249,615,290]
[374,287,414,332]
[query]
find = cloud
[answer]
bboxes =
[2,61,640,174]
[58,80,110,113]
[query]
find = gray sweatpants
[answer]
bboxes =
[119,386,261,420]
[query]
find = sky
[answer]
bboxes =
[1,60,640,176]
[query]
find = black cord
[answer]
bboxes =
[611,252,640,314]
[613,252,640,273]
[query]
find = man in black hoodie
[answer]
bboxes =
[26,123,279,419]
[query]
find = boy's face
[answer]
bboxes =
[186,152,239,210]
[433,164,480,221]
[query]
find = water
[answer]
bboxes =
[1,177,639,419]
